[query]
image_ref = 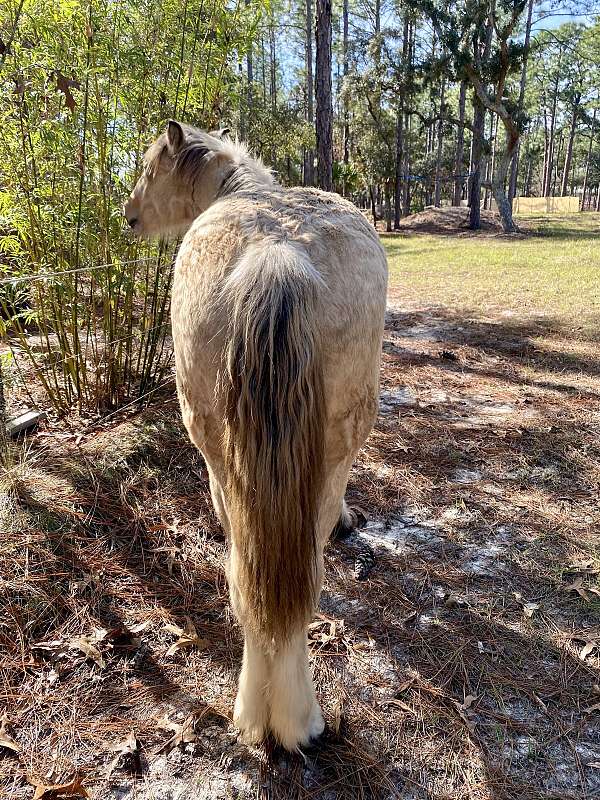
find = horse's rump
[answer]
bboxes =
[222,238,326,643]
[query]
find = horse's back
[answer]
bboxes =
[172,187,387,457]
[175,185,387,344]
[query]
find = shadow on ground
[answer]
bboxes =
[1,302,599,799]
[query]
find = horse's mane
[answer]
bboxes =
[145,125,274,196]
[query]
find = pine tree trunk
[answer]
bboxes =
[492,138,519,233]
[552,132,564,196]
[469,97,485,230]
[269,23,277,166]
[394,104,404,227]
[342,0,349,166]
[545,65,561,197]
[384,186,392,232]
[524,154,532,196]
[245,0,253,142]
[453,80,466,206]
[434,77,445,207]
[238,61,246,140]
[304,0,315,186]
[483,111,494,209]
[561,99,579,196]
[542,106,549,195]
[488,114,499,209]
[369,185,377,225]
[402,108,411,216]
[261,34,267,103]
[315,0,333,191]
[508,0,534,203]
[394,13,410,227]
[582,107,596,210]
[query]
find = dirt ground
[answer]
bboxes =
[374,206,532,237]
[1,285,599,799]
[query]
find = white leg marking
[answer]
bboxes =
[268,630,324,750]
[233,630,270,745]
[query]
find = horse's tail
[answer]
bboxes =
[222,238,326,644]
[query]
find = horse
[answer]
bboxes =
[124,121,388,750]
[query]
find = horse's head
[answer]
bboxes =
[124,121,271,237]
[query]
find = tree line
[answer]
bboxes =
[239,0,599,234]
[1,0,600,271]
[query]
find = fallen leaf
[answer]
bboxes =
[332,697,345,735]
[533,693,548,713]
[149,545,180,574]
[580,641,599,662]
[33,630,107,669]
[308,618,340,644]
[0,715,19,754]
[523,602,540,619]
[477,640,497,656]
[401,610,418,627]
[46,668,60,686]
[584,702,600,714]
[29,774,89,799]
[378,698,417,715]
[69,637,105,669]
[32,640,68,655]
[444,593,469,609]
[129,620,151,634]
[567,559,597,574]
[164,617,208,656]
[452,694,478,732]
[155,713,198,753]
[564,576,600,602]
[107,731,141,776]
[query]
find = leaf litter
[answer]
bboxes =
[2,299,600,799]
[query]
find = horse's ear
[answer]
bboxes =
[166,120,185,154]
[210,127,230,140]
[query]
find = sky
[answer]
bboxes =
[532,0,600,31]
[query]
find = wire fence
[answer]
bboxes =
[0,254,177,443]
[0,257,160,288]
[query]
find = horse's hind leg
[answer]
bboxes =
[233,626,270,744]
[268,627,324,750]
[268,460,358,749]
[228,542,271,744]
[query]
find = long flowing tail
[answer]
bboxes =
[222,238,326,643]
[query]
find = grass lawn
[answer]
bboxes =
[384,213,600,330]
[1,213,599,800]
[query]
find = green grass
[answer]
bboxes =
[382,213,600,332]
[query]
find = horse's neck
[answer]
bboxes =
[216,158,273,200]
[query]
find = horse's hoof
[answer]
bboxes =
[349,506,368,529]
[307,702,325,740]
[270,702,325,751]
[332,505,367,539]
